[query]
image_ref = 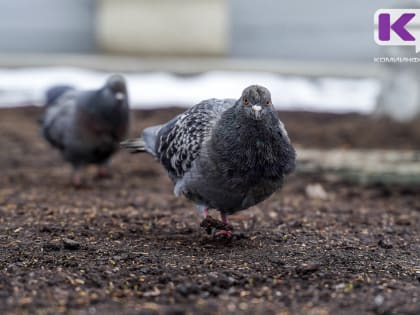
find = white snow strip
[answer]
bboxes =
[0,67,380,113]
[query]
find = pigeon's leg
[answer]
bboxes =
[221,213,229,224]
[71,168,82,187]
[197,205,210,219]
[96,161,111,179]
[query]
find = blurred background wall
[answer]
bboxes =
[0,0,395,61]
[231,0,395,61]
[0,0,96,53]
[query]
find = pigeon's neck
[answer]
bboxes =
[79,90,125,117]
[76,91,129,136]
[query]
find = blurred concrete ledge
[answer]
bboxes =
[298,149,420,185]
[97,0,227,56]
[0,54,383,78]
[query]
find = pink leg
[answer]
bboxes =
[72,171,82,188]
[221,213,228,224]
[203,208,209,218]
[96,165,111,178]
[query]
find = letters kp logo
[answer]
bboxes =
[375,9,420,52]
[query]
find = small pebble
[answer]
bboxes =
[176,284,189,297]
[62,238,80,250]
[296,262,320,275]
[43,241,61,251]
[395,215,411,226]
[232,232,247,241]
[305,183,328,200]
[374,294,384,306]
[289,220,302,228]
[378,239,393,249]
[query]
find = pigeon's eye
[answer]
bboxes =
[265,100,271,107]
[243,97,249,105]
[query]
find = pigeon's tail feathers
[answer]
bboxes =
[120,138,147,154]
[45,85,75,107]
[142,125,162,154]
[121,125,162,155]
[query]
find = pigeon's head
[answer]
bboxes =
[104,74,127,102]
[239,85,274,121]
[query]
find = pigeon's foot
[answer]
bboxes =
[72,173,82,188]
[214,229,233,240]
[95,166,112,179]
[200,215,234,240]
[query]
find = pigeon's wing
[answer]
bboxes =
[276,118,296,174]
[278,119,291,143]
[42,92,77,151]
[45,85,75,107]
[154,98,235,179]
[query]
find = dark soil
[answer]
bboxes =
[0,107,419,315]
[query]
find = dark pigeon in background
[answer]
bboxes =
[42,75,130,186]
[122,85,296,239]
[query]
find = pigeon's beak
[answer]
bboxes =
[115,92,125,101]
[252,105,262,120]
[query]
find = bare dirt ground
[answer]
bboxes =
[0,107,419,315]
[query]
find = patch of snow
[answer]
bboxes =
[0,67,380,113]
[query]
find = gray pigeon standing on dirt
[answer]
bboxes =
[41,75,130,186]
[122,85,296,238]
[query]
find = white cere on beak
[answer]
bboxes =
[252,105,262,112]
[115,92,125,101]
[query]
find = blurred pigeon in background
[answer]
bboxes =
[41,75,130,186]
[122,85,295,239]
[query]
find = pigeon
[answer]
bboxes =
[122,85,296,238]
[41,75,130,186]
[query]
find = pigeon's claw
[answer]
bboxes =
[200,215,234,239]
[200,215,218,235]
[214,229,233,240]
